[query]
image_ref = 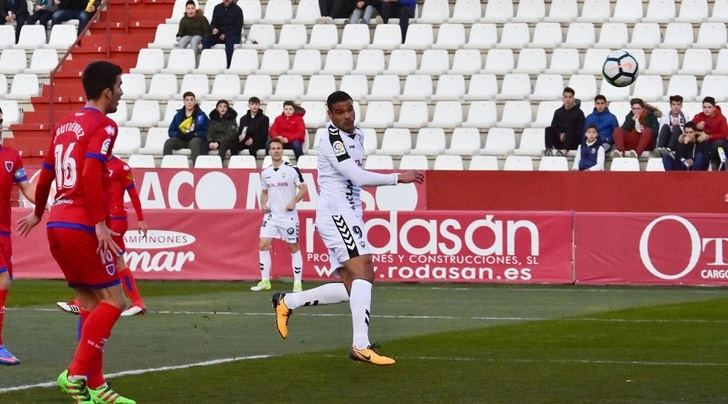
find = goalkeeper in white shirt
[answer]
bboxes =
[271,91,424,366]
[252,138,308,292]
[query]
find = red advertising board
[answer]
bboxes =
[575,213,728,286]
[10,209,574,284]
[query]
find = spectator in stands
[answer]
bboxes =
[51,0,94,35]
[611,98,661,158]
[544,87,585,156]
[692,96,728,170]
[269,100,306,160]
[237,96,269,158]
[349,0,381,24]
[176,0,209,56]
[380,0,415,43]
[572,125,605,171]
[26,0,56,28]
[662,122,708,171]
[207,99,238,160]
[317,0,353,23]
[0,0,28,42]
[583,94,618,153]
[164,91,210,164]
[655,95,687,155]
[201,0,243,69]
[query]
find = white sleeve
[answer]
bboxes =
[588,146,606,171]
[260,169,269,190]
[321,136,397,187]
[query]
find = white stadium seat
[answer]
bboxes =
[676,0,708,22]
[429,101,463,128]
[700,76,728,102]
[631,75,664,102]
[261,0,293,24]
[482,0,513,22]
[127,154,156,168]
[611,0,643,22]
[482,49,513,74]
[0,49,26,74]
[610,157,640,171]
[433,155,464,170]
[412,128,446,155]
[108,101,128,125]
[451,0,482,23]
[7,73,39,99]
[209,74,242,101]
[275,24,306,49]
[431,74,465,101]
[227,49,259,75]
[385,49,417,75]
[661,23,695,48]
[644,0,675,23]
[46,25,77,49]
[600,79,631,102]
[563,23,595,48]
[307,24,338,50]
[114,127,142,155]
[679,48,713,75]
[514,128,546,156]
[539,156,569,171]
[546,0,578,22]
[513,0,545,23]
[246,24,276,48]
[469,155,499,170]
[580,0,611,22]
[400,75,433,101]
[195,155,223,168]
[271,75,304,101]
[361,101,394,128]
[288,49,322,75]
[197,49,228,74]
[644,48,679,75]
[596,23,628,49]
[694,23,727,48]
[130,48,164,74]
[498,23,530,49]
[321,49,353,75]
[482,128,516,155]
[531,74,564,101]
[340,24,370,50]
[367,75,400,101]
[498,74,531,100]
[394,101,429,128]
[370,24,401,50]
[403,24,434,50]
[138,127,169,155]
[463,101,497,128]
[530,22,562,48]
[645,157,665,171]
[340,75,368,99]
[15,25,46,49]
[465,23,497,49]
[665,75,698,102]
[144,74,178,100]
[580,48,611,74]
[296,155,317,169]
[259,49,290,75]
[499,101,532,128]
[161,155,190,168]
[629,23,661,48]
[399,155,428,169]
[709,0,728,22]
[0,26,13,50]
[364,155,394,169]
[503,155,534,171]
[127,100,162,127]
[465,74,498,100]
[302,75,335,101]
[228,155,257,168]
[514,48,547,74]
[447,127,482,155]
[241,75,273,100]
[292,0,320,23]
[353,49,385,75]
[418,0,449,23]
[713,49,728,74]
[532,101,562,128]
[161,49,196,74]
[149,24,178,49]
[158,101,183,127]
[0,74,7,98]
[417,49,450,75]
[179,74,209,100]
[433,24,466,49]
[300,101,327,128]
[546,48,580,74]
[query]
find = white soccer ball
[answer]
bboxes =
[602,50,639,88]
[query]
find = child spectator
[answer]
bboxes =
[26,0,56,27]
[655,95,687,154]
[692,96,728,170]
[573,125,605,171]
[349,0,381,23]
[545,87,585,156]
[207,99,238,160]
[611,98,661,158]
[201,0,243,68]
[163,91,210,163]
[237,96,269,157]
[662,122,708,171]
[177,0,209,55]
[583,94,618,152]
[269,100,306,160]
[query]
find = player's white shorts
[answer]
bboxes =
[260,212,299,243]
[315,213,372,270]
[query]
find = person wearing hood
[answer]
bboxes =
[176,0,210,56]
[269,100,306,160]
[611,98,661,158]
[583,94,618,152]
[693,96,728,169]
[164,91,210,164]
[207,99,238,160]
[545,87,585,155]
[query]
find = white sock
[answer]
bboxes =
[291,251,302,283]
[259,250,271,281]
[349,279,372,350]
[284,283,349,310]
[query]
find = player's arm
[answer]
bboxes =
[328,152,424,186]
[260,189,270,212]
[13,159,36,205]
[17,160,55,236]
[127,185,148,237]
[17,180,36,205]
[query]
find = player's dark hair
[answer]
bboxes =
[269,138,284,147]
[702,96,716,106]
[185,0,195,6]
[669,95,683,104]
[684,121,696,130]
[82,61,122,101]
[216,99,229,108]
[326,91,353,111]
[586,125,598,132]
[594,94,606,103]
[249,96,261,104]
[182,91,196,99]
[283,100,296,108]
[563,87,575,96]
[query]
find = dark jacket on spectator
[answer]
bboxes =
[584,107,619,144]
[168,105,209,141]
[550,100,585,135]
[238,109,270,149]
[674,136,709,164]
[0,0,30,18]
[207,107,238,144]
[620,104,661,135]
[210,1,243,35]
[177,8,210,37]
[55,0,83,11]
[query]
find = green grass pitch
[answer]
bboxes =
[1,280,727,403]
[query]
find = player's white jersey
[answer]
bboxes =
[260,162,304,216]
[317,123,396,216]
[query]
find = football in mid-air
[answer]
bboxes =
[602,50,639,88]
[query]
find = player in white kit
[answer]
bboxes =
[252,138,308,292]
[271,91,424,366]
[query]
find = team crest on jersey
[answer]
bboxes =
[104,125,116,136]
[333,140,346,156]
[101,138,111,154]
[4,161,12,172]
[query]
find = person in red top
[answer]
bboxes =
[268,100,306,160]
[17,61,136,404]
[692,97,728,170]
[0,107,36,366]
[57,155,149,317]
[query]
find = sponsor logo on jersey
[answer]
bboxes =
[333,140,346,156]
[104,125,116,136]
[101,138,111,155]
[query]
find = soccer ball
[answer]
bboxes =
[602,50,639,88]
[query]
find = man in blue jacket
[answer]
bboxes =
[202,0,243,68]
[583,94,619,152]
[163,91,210,164]
[380,0,415,43]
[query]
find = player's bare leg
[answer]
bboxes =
[0,272,19,365]
[287,242,303,292]
[118,256,146,316]
[252,238,274,291]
